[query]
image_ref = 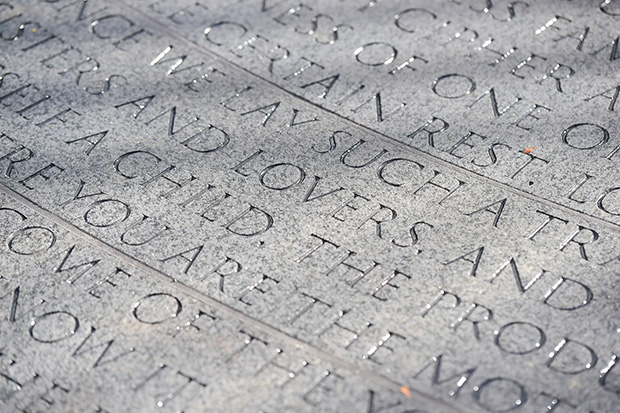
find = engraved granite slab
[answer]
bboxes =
[0,1,619,412]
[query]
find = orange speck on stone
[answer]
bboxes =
[400,386,411,399]
[524,146,535,154]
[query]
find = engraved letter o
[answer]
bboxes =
[84,199,131,227]
[473,377,528,412]
[562,123,609,150]
[204,21,248,46]
[494,321,546,355]
[259,163,306,190]
[133,293,182,325]
[394,8,436,33]
[432,74,476,99]
[30,311,80,343]
[7,226,56,255]
[354,42,397,66]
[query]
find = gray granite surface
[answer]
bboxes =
[0,0,619,412]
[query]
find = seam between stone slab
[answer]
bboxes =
[112,0,620,234]
[0,181,464,413]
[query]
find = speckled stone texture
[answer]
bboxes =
[0,1,619,412]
